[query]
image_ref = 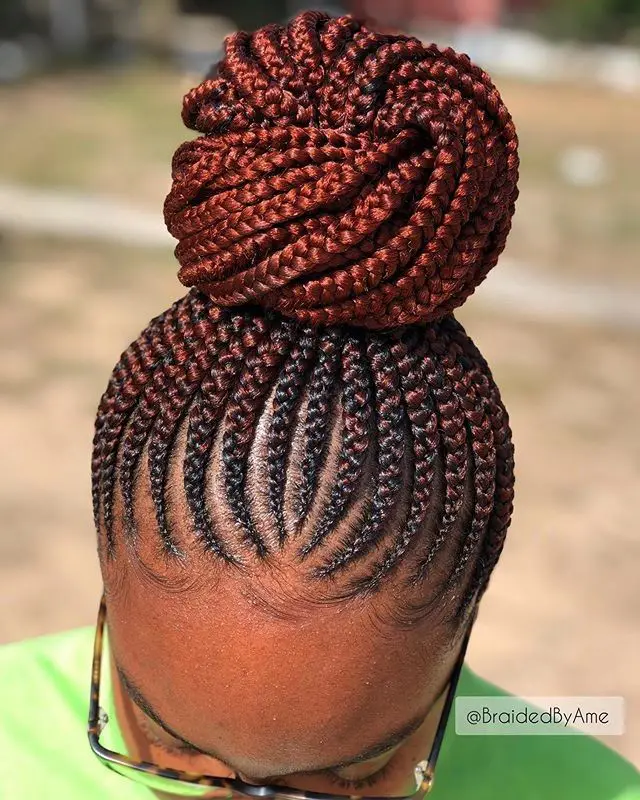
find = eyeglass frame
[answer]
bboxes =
[88,594,473,799]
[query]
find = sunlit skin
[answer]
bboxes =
[101,430,475,799]
[107,571,466,800]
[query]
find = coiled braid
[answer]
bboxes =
[93,11,518,623]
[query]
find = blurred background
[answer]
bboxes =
[0,0,639,766]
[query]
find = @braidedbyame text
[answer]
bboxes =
[455,696,624,736]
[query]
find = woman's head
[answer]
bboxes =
[91,10,518,795]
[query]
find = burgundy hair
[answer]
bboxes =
[92,11,518,623]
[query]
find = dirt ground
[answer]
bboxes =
[0,67,639,766]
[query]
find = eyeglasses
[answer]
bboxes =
[88,595,471,798]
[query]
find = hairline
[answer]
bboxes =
[115,660,438,778]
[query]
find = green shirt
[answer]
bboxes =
[0,627,638,799]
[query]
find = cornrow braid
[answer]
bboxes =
[94,304,175,552]
[182,311,250,560]
[294,328,344,526]
[438,333,496,602]
[267,327,318,544]
[93,10,518,626]
[222,317,297,557]
[346,331,439,595]
[316,336,407,576]
[299,334,373,559]
[146,302,220,554]
[111,297,207,552]
[409,328,470,586]
[116,309,182,535]
[447,319,515,602]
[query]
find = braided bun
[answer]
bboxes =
[164,11,519,330]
